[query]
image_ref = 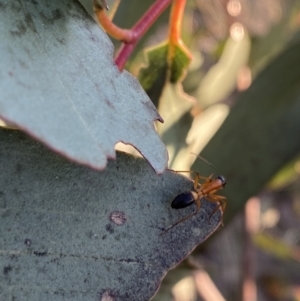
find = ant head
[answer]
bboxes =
[217,175,226,187]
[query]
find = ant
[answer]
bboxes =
[162,155,227,234]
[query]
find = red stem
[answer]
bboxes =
[115,0,172,70]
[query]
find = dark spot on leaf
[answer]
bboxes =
[15,163,23,173]
[56,37,66,45]
[3,265,12,275]
[9,254,17,261]
[50,258,59,264]
[102,235,107,240]
[52,9,63,21]
[0,191,6,209]
[24,238,32,246]
[105,224,114,234]
[89,33,100,43]
[33,251,47,257]
[103,98,115,109]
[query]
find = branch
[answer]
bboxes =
[94,0,173,70]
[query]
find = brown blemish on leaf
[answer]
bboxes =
[98,290,115,301]
[110,211,127,225]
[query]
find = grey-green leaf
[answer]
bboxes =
[0,0,167,173]
[0,128,222,301]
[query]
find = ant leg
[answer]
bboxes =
[197,174,214,191]
[205,195,227,225]
[160,211,198,235]
[168,169,212,190]
[193,172,201,189]
[161,197,202,235]
[193,173,214,189]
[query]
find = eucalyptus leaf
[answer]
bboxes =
[196,33,251,107]
[0,128,222,301]
[0,0,167,173]
[195,37,300,224]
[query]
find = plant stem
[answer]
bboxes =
[169,0,186,44]
[167,0,191,63]
[94,1,133,42]
[114,0,172,70]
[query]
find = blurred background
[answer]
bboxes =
[80,1,300,300]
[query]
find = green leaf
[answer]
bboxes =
[139,42,169,97]
[0,128,222,301]
[267,156,300,190]
[138,40,192,106]
[169,43,192,83]
[196,33,251,107]
[157,83,194,166]
[138,43,193,165]
[193,36,300,224]
[254,233,300,261]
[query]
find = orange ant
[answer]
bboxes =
[162,155,227,234]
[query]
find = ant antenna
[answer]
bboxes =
[190,152,221,174]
